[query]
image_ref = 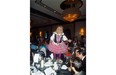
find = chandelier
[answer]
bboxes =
[60,0,83,22]
[62,7,81,22]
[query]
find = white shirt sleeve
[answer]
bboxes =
[63,35,68,41]
[50,33,54,41]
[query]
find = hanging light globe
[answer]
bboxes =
[62,7,81,22]
[60,0,83,22]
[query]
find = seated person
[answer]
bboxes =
[39,41,47,57]
[30,43,38,65]
[77,49,86,72]
[67,48,86,75]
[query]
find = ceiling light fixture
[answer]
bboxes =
[60,0,83,22]
[62,7,81,22]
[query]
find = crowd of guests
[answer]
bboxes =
[30,25,86,75]
[30,36,86,75]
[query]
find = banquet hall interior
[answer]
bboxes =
[30,0,86,75]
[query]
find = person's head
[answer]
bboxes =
[73,60,82,71]
[74,48,81,58]
[77,49,86,60]
[55,25,63,34]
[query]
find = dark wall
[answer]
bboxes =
[30,20,86,40]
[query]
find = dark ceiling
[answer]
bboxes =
[30,0,86,27]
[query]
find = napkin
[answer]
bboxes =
[53,62,58,70]
[35,70,45,75]
[61,65,68,70]
[44,61,52,67]
[50,53,54,60]
[40,60,44,68]
[31,73,35,75]
[30,66,37,73]
[33,54,41,63]
[44,67,56,75]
